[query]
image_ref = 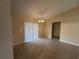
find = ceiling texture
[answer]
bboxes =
[11,0,79,19]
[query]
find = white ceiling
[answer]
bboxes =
[11,0,79,19]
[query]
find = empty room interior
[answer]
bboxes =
[1,0,79,59]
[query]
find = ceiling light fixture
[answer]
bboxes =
[38,19,45,23]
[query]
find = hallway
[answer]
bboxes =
[14,39,79,59]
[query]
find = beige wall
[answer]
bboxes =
[38,23,45,38]
[44,17,62,38]
[12,16,24,45]
[0,0,13,59]
[45,6,79,46]
[12,16,45,45]
[60,6,79,46]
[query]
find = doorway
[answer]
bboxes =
[52,22,61,39]
[24,22,38,42]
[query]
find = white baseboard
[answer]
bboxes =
[60,40,79,47]
[13,41,24,46]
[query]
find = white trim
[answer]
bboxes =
[60,40,79,47]
[13,41,24,46]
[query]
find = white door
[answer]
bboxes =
[32,23,38,40]
[24,22,38,42]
